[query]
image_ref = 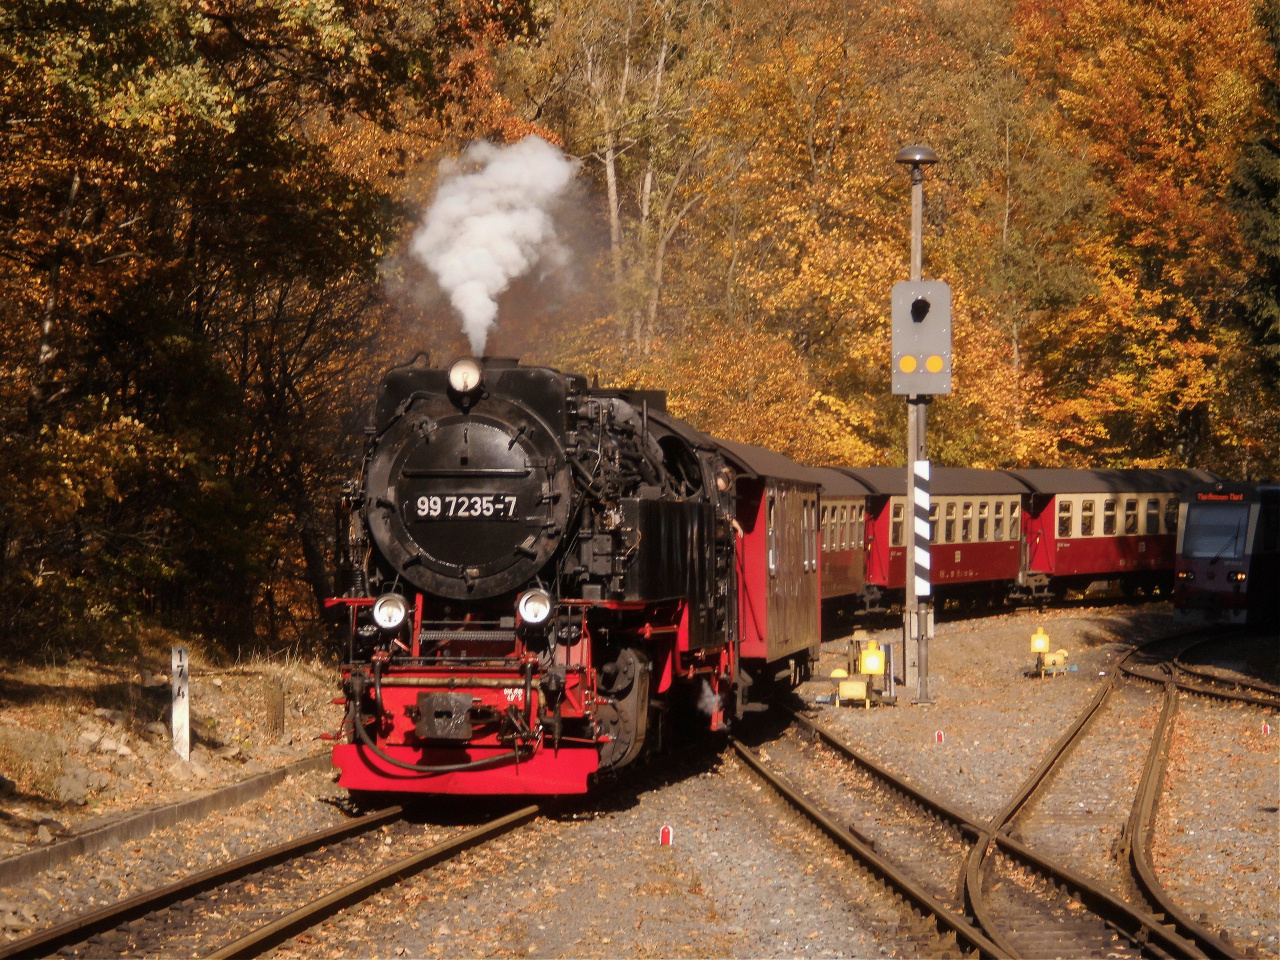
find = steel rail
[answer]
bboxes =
[1122,660,1280,710]
[205,804,539,959]
[787,689,1205,958]
[1122,682,1245,959]
[1171,660,1280,699]
[728,736,1007,959]
[0,805,405,960]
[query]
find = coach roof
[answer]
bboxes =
[834,466,1032,497]
[716,438,822,486]
[1010,468,1219,494]
[809,466,876,497]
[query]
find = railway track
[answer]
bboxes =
[732,632,1257,959]
[0,804,538,959]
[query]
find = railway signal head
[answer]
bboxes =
[891,280,952,395]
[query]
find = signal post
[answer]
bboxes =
[892,145,950,705]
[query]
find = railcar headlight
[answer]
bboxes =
[1228,571,1246,582]
[448,357,483,394]
[517,589,553,626]
[372,593,408,630]
[1177,571,1194,581]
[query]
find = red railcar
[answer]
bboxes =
[1174,480,1280,624]
[1012,469,1217,598]
[834,467,1029,606]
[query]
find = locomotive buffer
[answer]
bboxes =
[892,145,951,705]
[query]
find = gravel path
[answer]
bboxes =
[0,767,351,942]
[802,605,1167,821]
[269,752,963,959]
[1151,695,1279,957]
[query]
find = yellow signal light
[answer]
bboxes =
[899,355,918,373]
[859,640,885,676]
[830,668,849,679]
[925,355,945,373]
[1031,627,1050,653]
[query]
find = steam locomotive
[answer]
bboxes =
[328,356,820,795]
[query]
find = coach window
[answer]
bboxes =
[978,502,989,540]
[1145,498,1160,535]
[1103,500,1117,536]
[945,503,957,542]
[840,505,849,550]
[1164,497,1179,534]
[1009,501,1021,536]
[1124,499,1138,535]
[929,504,939,543]
[994,501,1005,540]
[892,503,904,546]
[821,506,829,551]
[767,495,777,576]
[1081,500,1095,536]
[961,502,973,542]
[1058,500,1073,538]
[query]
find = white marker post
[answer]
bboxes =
[171,646,190,761]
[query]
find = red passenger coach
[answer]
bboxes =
[1013,469,1217,598]
[833,467,1029,607]
[718,440,822,684]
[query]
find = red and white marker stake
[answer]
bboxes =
[936,730,944,744]
[660,825,673,845]
[1264,722,1272,736]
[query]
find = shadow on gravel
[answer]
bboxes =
[1178,631,1280,685]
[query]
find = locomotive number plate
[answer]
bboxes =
[408,494,520,520]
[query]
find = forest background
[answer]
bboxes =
[2,0,1277,661]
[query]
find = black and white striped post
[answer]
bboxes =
[893,144,947,705]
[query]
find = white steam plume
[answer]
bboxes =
[410,136,579,356]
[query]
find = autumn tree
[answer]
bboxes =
[0,0,534,657]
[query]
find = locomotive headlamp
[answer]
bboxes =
[448,357,483,394]
[517,588,553,625]
[1228,571,1246,582]
[372,593,408,631]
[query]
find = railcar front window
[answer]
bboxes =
[1058,500,1073,538]
[1182,504,1250,559]
[892,503,904,546]
[1103,500,1117,535]
[994,501,1005,540]
[1081,500,1095,536]
[1124,499,1139,535]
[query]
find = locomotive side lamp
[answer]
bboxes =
[372,593,408,630]
[517,588,553,625]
